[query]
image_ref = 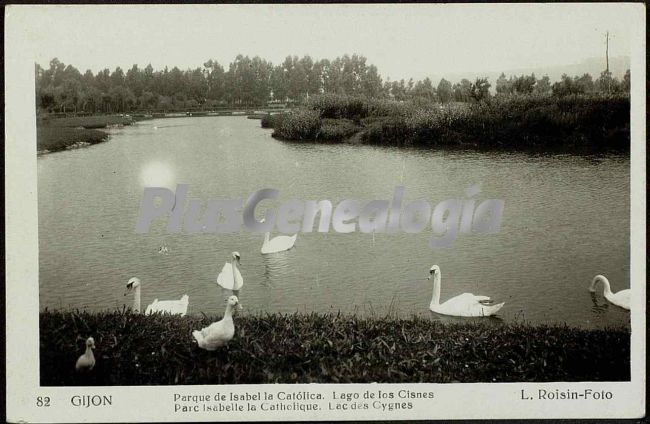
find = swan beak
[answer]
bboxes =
[427,275,431,280]
[237,303,243,311]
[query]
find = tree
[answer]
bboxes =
[361,64,383,98]
[496,73,512,95]
[621,69,630,93]
[411,77,436,101]
[552,74,583,96]
[534,75,551,94]
[469,78,491,102]
[595,70,620,93]
[574,73,594,93]
[453,79,472,102]
[512,74,536,94]
[437,78,452,103]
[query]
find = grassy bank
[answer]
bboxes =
[266,94,630,153]
[36,115,133,153]
[36,126,110,153]
[40,114,134,129]
[41,310,629,385]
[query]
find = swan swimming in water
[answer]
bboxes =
[192,296,240,350]
[124,277,189,316]
[217,252,243,299]
[589,275,630,310]
[261,232,297,254]
[75,337,96,372]
[427,265,504,317]
[259,218,297,254]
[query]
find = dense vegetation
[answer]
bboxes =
[267,93,630,153]
[41,310,629,385]
[35,55,630,114]
[36,115,134,153]
[37,126,108,153]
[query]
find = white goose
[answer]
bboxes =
[75,337,96,372]
[427,265,504,317]
[192,296,240,350]
[217,252,243,297]
[124,277,189,316]
[589,275,630,310]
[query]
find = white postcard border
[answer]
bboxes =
[5,4,646,422]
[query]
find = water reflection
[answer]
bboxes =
[261,249,296,289]
[589,292,610,313]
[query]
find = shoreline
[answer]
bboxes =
[35,111,290,154]
[41,310,630,385]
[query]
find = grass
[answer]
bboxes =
[41,310,630,386]
[36,115,135,153]
[41,115,134,129]
[36,126,109,153]
[266,94,630,153]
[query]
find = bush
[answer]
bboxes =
[264,93,630,153]
[272,109,321,140]
[317,119,362,141]
[260,113,286,129]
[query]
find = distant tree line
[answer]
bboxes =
[495,70,630,97]
[35,55,631,114]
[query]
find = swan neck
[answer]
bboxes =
[231,260,239,287]
[431,271,441,305]
[264,232,270,243]
[224,303,234,319]
[133,285,141,313]
[85,345,94,358]
[595,275,613,296]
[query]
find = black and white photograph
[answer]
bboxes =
[5,3,645,422]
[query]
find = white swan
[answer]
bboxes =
[427,265,504,317]
[259,218,297,254]
[124,277,189,316]
[192,296,240,350]
[217,252,243,296]
[261,232,297,254]
[75,337,96,372]
[589,275,630,310]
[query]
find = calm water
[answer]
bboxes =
[38,117,630,328]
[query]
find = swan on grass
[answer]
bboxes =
[75,337,96,372]
[217,252,243,300]
[589,275,630,310]
[427,265,504,317]
[260,218,297,254]
[124,277,189,316]
[192,296,240,350]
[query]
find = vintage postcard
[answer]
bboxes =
[5,3,646,422]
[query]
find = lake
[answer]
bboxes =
[38,116,631,328]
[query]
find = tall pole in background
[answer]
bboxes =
[606,31,610,73]
[605,31,611,92]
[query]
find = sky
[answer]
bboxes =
[15,4,640,82]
